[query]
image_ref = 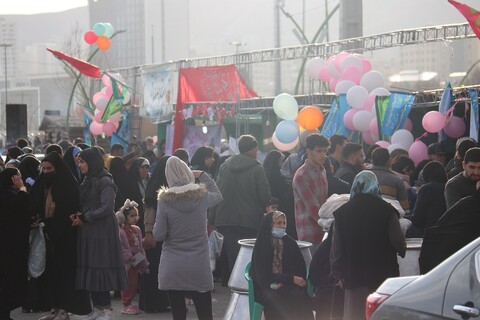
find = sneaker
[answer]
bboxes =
[53,310,70,320]
[79,308,102,320]
[39,309,58,320]
[96,309,113,320]
[121,305,140,315]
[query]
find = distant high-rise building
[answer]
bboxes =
[0,18,17,79]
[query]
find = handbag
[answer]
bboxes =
[208,230,224,272]
[28,222,46,278]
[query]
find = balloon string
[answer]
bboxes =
[415,132,428,142]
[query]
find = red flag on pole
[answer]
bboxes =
[448,0,480,39]
[47,48,101,78]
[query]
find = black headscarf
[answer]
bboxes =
[30,151,80,221]
[422,161,447,184]
[109,157,135,211]
[0,168,18,192]
[251,211,307,302]
[144,155,170,209]
[79,147,105,177]
[64,146,83,183]
[6,146,23,162]
[18,155,40,189]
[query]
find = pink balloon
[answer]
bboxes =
[403,118,413,131]
[272,132,299,152]
[362,59,372,73]
[444,116,466,138]
[111,121,119,130]
[102,74,112,87]
[363,95,376,110]
[422,111,445,133]
[89,121,103,135]
[94,109,103,123]
[335,52,350,71]
[329,78,338,92]
[343,108,359,131]
[341,65,363,84]
[376,140,391,148]
[319,67,331,83]
[409,141,429,165]
[363,130,376,145]
[104,86,113,98]
[369,117,379,136]
[102,122,116,136]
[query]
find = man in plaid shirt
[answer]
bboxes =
[292,133,330,251]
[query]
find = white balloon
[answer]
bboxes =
[328,57,341,78]
[335,80,356,94]
[360,71,386,92]
[340,55,363,72]
[346,85,369,109]
[391,129,414,150]
[388,143,404,154]
[352,110,374,131]
[305,57,326,79]
[370,87,390,97]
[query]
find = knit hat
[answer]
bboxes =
[237,135,258,153]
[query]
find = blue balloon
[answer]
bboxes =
[93,23,106,36]
[275,120,299,144]
[103,23,114,38]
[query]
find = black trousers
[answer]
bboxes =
[167,290,212,320]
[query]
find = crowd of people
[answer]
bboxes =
[1,131,479,320]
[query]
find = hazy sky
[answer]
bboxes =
[0,0,87,15]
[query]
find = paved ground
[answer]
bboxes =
[11,284,232,320]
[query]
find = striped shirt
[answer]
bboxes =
[292,160,328,245]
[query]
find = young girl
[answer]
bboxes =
[115,199,149,315]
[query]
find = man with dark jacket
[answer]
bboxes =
[213,135,271,274]
[334,143,364,185]
[445,147,480,209]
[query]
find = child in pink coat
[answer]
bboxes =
[115,200,149,315]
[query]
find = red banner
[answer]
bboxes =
[173,65,258,150]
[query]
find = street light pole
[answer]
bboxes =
[0,44,11,106]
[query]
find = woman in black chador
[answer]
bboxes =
[30,151,91,320]
[0,168,31,320]
[250,211,313,320]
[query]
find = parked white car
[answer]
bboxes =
[367,237,480,319]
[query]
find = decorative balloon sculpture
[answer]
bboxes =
[82,23,130,137]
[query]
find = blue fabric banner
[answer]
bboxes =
[111,111,131,149]
[321,97,340,138]
[469,88,479,141]
[83,113,92,146]
[439,82,452,141]
[381,91,415,136]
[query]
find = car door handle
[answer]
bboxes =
[453,305,480,317]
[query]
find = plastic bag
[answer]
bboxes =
[28,223,46,278]
[208,230,224,272]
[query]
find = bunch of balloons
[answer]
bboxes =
[89,73,130,136]
[271,93,324,151]
[306,52,391,144]
[84,22,114,51]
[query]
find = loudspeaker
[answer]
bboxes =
[6,104,28,143]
